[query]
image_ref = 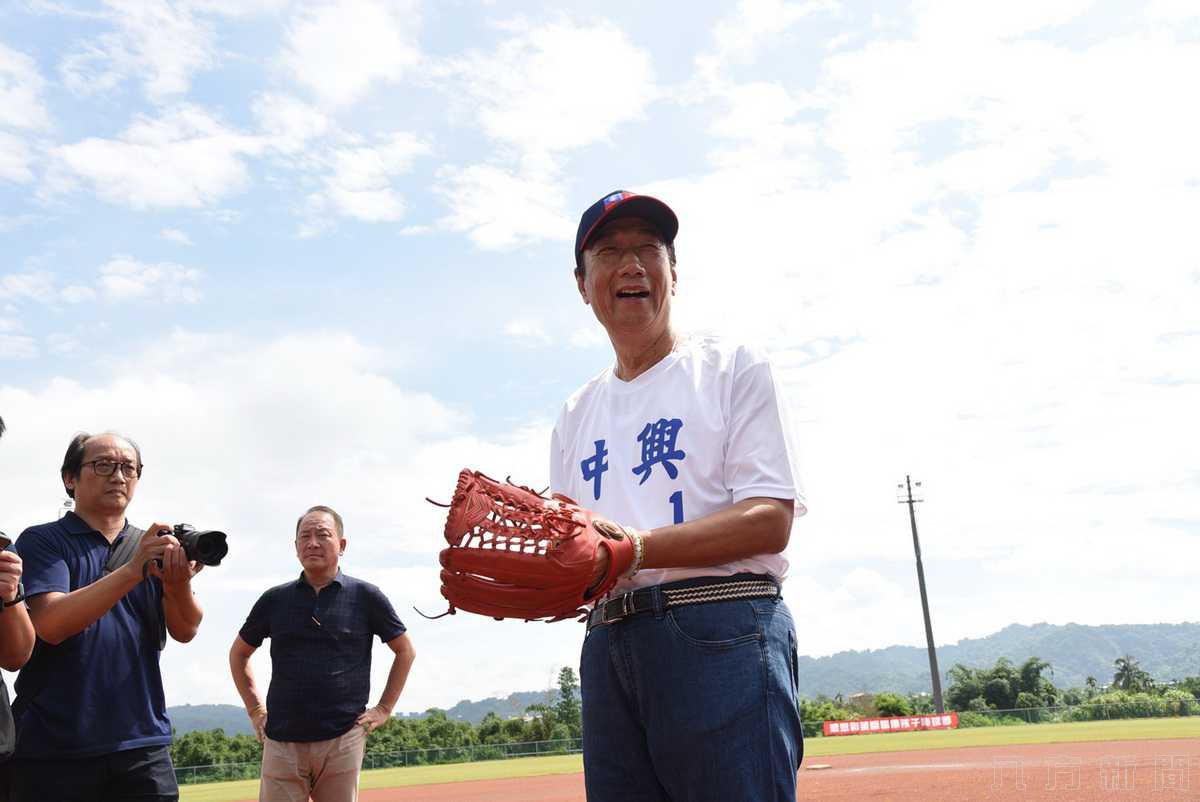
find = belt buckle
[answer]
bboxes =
[604,591,635,625]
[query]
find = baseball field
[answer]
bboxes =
[180,717,1199,801]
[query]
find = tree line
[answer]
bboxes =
[174,655,1200,771]
[172,666,583,771]
[798,653,1199,735]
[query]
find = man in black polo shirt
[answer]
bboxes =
[230,505,415,802]
[9,431,206,801]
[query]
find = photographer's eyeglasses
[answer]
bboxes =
[82,459,143,479]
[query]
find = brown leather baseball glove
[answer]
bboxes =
[430,469,637,622]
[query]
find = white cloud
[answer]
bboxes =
[503,317,551,347]
[52,105,262,209]
[0,132,35,184]
[279,0,421,108]
[568,326,607,350]
[0,43,50,183]
[435,164,572,251]
[98,256,203,303]
[0,334,37,359]
[59,0,216,101]
[0,272,57,303]
[160,228,194,246]
[697,0,835,85]
[305,133,429,226]
[0,41,51,130]
[60,285,97,303]
[451,18,657,156]
[253,93,332,155]
[433,17,657,250]
[189,0,291,15]
[46,333,81,354]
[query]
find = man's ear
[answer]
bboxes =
[576,267,590,305]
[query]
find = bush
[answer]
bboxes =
[874,692,914,717]
[956,711,1027,728]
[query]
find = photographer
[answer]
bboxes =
[8,431,205,802]
[0,416,36,765]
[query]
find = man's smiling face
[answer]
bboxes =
[577,217,676,340]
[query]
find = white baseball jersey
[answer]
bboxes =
[550,333,806,593]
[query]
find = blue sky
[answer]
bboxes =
[3,0,1199,711]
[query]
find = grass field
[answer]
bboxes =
[179,717,1200,802]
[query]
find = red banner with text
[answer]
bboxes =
[822,713,959,736]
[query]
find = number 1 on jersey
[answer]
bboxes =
[669,490,684,524]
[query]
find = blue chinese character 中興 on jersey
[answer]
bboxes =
[632,418,686,485]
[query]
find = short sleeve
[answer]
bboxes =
[238,591,274,647]
[366,584,406,643]
[723,349,807,517]
[549,418,568,497]
[15,528,70,598]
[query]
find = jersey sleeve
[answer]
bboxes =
[366,584,406,643]
[14,528,70,598]
[238,590,274,647]
[724,348,807,516]
[549,411,569,497]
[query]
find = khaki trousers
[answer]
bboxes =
[259,725,367,802]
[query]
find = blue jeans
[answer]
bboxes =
[580,578,803,801]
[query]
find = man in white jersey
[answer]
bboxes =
[550,191,806,801]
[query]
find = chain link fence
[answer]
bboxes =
[175,737,583,785]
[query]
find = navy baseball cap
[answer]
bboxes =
[574,190,679,269]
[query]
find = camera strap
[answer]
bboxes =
[102,525,167,651]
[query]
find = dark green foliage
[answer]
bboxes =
[1113,655,1153,692]
[873,692,914,717]
[946,656,1063,714]
[798,697,859,737]
[555,667,582,738]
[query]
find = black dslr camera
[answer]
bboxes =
[171,524,229,566]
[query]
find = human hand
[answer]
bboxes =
[248,704,267,743]
[128,522,177,582]
[0,551,22,603]
[356,704,391,734]
[155,536,203,588]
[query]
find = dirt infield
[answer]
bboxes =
[343,738,1197,800]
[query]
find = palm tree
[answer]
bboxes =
[1113,655,1150,691]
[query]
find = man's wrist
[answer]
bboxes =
[1,582,24,607]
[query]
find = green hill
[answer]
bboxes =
[167,703,253,737]
[796,621,1200,698]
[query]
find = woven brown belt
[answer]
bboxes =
[586,576,780,631]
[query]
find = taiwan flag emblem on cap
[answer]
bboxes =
[602,191,632,208]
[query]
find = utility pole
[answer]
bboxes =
[897,475,944,714]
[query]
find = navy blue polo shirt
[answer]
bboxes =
[13,512,170,759]
[239,570,405,742]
